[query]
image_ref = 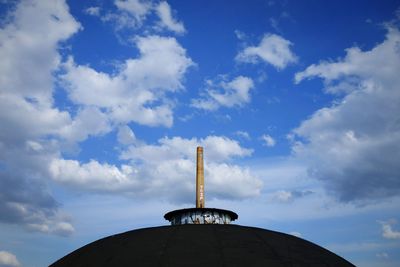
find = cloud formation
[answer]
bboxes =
[236,33,297,69]
[380,219,400,240]
[50,135,261,202]
[98,0,185,34]
[100,0,152,30]
[191,76,254,110]
[0,0,80,235]
[0,251,20,267]
[0,0,189,236]
[61,35,194,127]
[115,0,152,23]
[155,1,185,34]
[293,26,400,202]
[85,6,101,16]
[261,134,276,147]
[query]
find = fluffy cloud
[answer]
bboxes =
[49,135,261,202]
[0,155,75,237]
[155,1,185,34]
[0,0,81,103]
[59,107,111,143]
[121,135,253,162]
[0,0,81,235]
[115,0,152,21]
[380,220,400,240]
[61,35,193,127]
[206,163,261,199]
[0,0,194,236]
[100,0,185,34]
[85,6,101,16]
[0,251,20,267]
[191,76,254,110]
[102,0,152,29]
[0,0,82,142]
[292,26,400,202]
[49,159,137,192]
[261,134,276,147]
[236,33,297,69]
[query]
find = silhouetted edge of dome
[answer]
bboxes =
[50,224,355,267]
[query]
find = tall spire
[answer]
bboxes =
[164,147,237,225]
[196,146,205,208]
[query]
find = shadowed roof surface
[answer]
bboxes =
[50,224,355,267]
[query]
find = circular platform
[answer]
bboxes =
[164,208,238,225]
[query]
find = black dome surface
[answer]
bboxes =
[50,224,355,267]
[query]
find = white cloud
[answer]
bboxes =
[115,0,151,17]
[0,251,20,267]
[52,222,75,236]
[0,0,81,103]
[155,1,185,34]
[292,26,400,202]
[27,218,75,236]
[295,27,400,90]
[0,0,80,144]
[261,134,276,147]
[121,135,252,163]
[380,220,400,240]
[0,145,76,236]
[49,159,137,192]
[103,0,185,34]
[206,163,262,199]
[0,0,82,235]
[201,136,253,161]
[1,0,194,235]
[191,76,254,111]
[49,135,260,202]
[0,95,71,143]
[113,0,152,28]
[60,107,111,143]
[236,33,297,69]
[85,6,101,16]
[61,35,194,127]
[117,125,136,145]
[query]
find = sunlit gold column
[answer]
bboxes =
[196,146,205,208]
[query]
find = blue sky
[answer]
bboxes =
[0,0,400,266]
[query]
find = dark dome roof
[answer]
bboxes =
[50,224,354,267]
